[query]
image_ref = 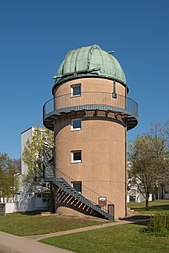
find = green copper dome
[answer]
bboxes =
[53,45,126,92]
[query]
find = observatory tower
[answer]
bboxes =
[43,45,138,219]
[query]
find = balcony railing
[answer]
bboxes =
[43,92,138,130]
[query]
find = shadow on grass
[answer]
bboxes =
[133,204,169,212]
[119,215,150,226]
[17,210,49,216]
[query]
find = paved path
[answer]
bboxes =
[29,219,132,240]
[0,218,148,253]
[0,231,74,253]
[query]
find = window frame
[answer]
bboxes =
[71,118,82,131]
[71,84,81,97]
[71,150,82,163]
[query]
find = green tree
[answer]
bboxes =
[12,158,21,173]
[22,127,54,181]
[129,126,169,209]
[0,153,19,200]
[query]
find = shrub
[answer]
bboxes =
[146,213,169,237]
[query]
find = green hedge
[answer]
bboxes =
[146,213,169,237]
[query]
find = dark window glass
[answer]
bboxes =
[72,181,82,193]
[72,85,81,96]
[73,151,81,161]
[72,119,81,129]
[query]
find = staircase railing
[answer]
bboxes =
[55,168,114,214]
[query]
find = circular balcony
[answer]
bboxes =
[43,92,138,131]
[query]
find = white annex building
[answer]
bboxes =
[18,127,49,212]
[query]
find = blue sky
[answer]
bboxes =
[0,0,169,159]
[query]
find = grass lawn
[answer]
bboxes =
[40,222,169,253]
[0,212,105,236]
[128,200,169,214]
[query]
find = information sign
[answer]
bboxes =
[98,197,107,207]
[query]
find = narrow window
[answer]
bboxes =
[71,118,81,131]
[71,181,82,193]
[71,84,81,97]
[71,150,82,163]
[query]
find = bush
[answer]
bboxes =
[146,213,169,237]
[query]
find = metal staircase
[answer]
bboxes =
[52,177,114,220]
[43,154,114,221]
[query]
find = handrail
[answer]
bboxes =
[43,92,138,123]
[55,168,113,213]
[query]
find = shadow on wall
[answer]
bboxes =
[17,183,48,212]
